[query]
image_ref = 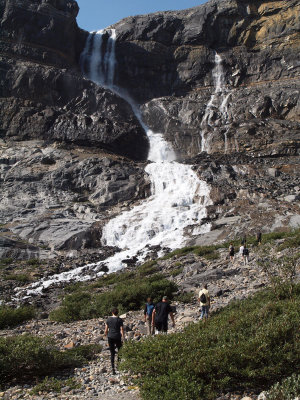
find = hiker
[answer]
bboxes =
[198,284,210,321]
[256,231,262,245]
[239,244,245,262]
[104,308,125,375]
[228,243,235,261]
[152,295,175,334]
[243,246,249,265]
[144,297,155,335]
[241,234,247,246]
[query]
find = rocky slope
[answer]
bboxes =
[0,236,299,399]
[0,0,299,263]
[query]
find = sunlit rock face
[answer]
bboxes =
[110,0,300,158]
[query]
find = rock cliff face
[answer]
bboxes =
[112,0,300,157]
[0,0,299,261]
[0,0,150,259]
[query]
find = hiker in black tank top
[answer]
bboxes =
[104,308,125,375]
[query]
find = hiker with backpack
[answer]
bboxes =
[104,307,125,375]
[228,243,235,262]
[198,284,210,321]
[243,246,249,265]
[144,297,155,335]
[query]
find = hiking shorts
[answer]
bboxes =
[155,320,168,332]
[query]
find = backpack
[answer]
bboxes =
[243,248,249,256]
[200,292,207,303]
[146,303,155,316]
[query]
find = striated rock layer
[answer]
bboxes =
[0,0,299,261]
[112,0,300,158]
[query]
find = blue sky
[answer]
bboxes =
[76,0,207,32]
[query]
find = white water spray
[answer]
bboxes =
[201,53,231,153]
[15,29,212,298]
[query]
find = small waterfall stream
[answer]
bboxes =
[15,29,212,298]
[201,53,231,153]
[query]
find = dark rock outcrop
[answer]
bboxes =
[0,0,149,161]
[0,60,149,160]
[0,0,84,68]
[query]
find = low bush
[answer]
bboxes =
[3,273,31,283]
[50,274,178,322]
[265,374,300,400]
[0,306,35,329]
[174,292,194,303]
[262,231,289,243]
[193,245,220,261]
[30,376,81,395]
[278,230,300,250]
[91,271,135,288]
[138,261,159,276]
[169,267,183,277]
[121,284,300,400]
[27,258,41,267]
[0,335,101,386]
[0,258,14,266]
[160,246,197,260]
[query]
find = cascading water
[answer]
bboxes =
[15,29,212,298]
[201,53,231,153]
[82,29,212,272]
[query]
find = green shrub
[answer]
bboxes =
[160,246,197,260]
[3,273,31,283]
[27,258,41,267]
[265,374,300,400]
[64,281,85,293]
[0,335,100,386]
[138,261,159,276]
[30,376,81,395]
[0,306,35,329]
[91,271,135,288]
[67,344,102,360]
[278,231,300,250]
[193,245,220,260]
[50,275,178,322]
[204,251,220,261]
[262,231,289,243]
[121,284,300,400]
[0,258,13,267]
[169,267,183,277]
[174,292,194,303]
[49,292,94,323]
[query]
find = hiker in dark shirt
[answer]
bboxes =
[104,308,125,375]
[256,231,262,245]
[144,297,155,335]
[152,295,175,334]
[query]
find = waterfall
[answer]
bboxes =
[200,53,231,153]
[15,29,212,298]
[80,29,212,273]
